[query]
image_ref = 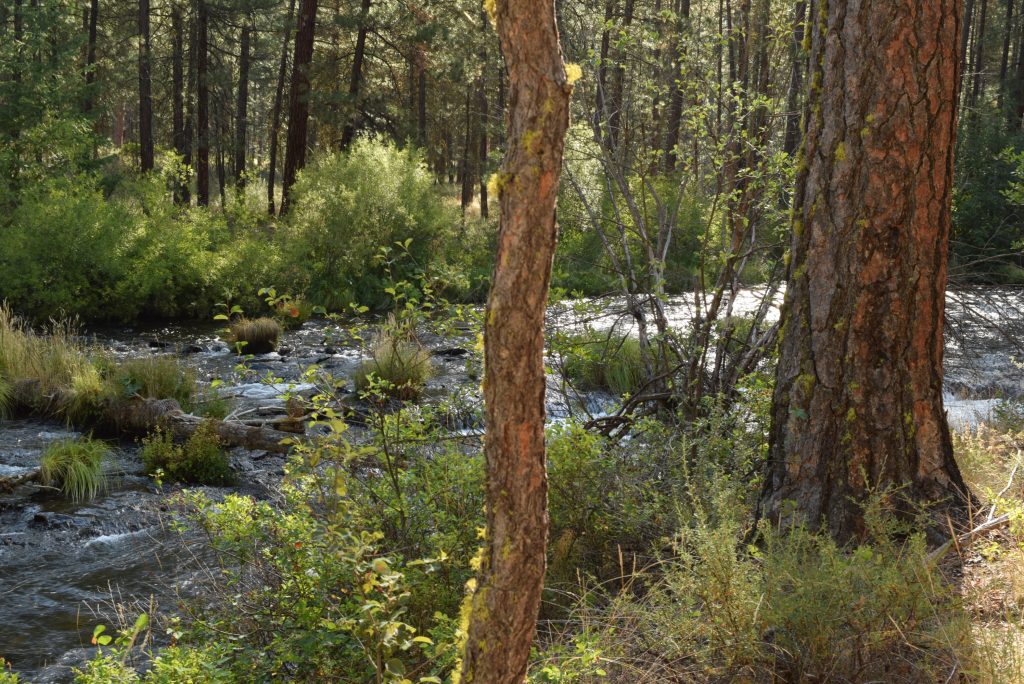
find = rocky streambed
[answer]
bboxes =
[1,288,1022,682]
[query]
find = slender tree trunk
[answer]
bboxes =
[760,0,969,543]
[182,8,196,205]
[138,0,154,172]
[999,0,1014,110]
[197,0,210,206]
[234,22,251,189]
[268,0,297,215]
[459,86,474,212]
[416,45,427,146]
[782,0,807,157]
[458,1,572,682]
[340,0,371,149]
[280,0,318,216]
[606,0,634,151]
[82,0,98,114]
[172,4,188,204]
[217,98,227,207]
[594,0,614,140]
[961,0,976,106]
[971,0,988,107]
[663,0,690,170]
[477,38,489,220]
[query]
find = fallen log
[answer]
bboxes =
[8,380,296,454]
[109,397,294,454]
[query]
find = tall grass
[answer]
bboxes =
[0,303,94,399]
[40,438,108,501]
[0,375,10,418]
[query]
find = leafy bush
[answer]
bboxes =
[40,438,108,501]
[141,422,231,485]
[282,138,457,310]
[354,318,433,399]
[227,317,281,354]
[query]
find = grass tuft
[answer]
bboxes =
[353,318,433,400]
[561,332,651,395]
[39,438,108,501]
[228,317,282,354]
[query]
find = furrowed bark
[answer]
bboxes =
[458,0,572,680]
[760,0,969,543]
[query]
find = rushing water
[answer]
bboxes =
[1,288,1023,681]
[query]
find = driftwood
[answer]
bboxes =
[0,468,41,492]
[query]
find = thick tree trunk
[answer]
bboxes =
[197,0,210,206]
[234,23,251,190]
[268,0,297,215]
[458,0,572,681]
[760,0,969,543]
[280,0,318,216]
[340,0,371,150]
[172,4,188,204]
[138,0,154,173]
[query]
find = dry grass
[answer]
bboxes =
[353,317,432,400]
[228,317,282,354]
[0,303,94,398]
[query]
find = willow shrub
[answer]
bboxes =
[281,139,457,310]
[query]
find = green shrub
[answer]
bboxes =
[0,175,133,321]
[353,318,433,399]
[0,657,19,683]
[141,422,231,485]
[282,138,457,310]
[228,317,281,354]
[40,438,108,501]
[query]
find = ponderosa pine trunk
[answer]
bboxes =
[268,0,296,215]
[197,0,210,206]
[760,0,969,543]
[457,0,572,680]
[279,0,317,215]
[138,0,154,172]
[339,0,370,150]
[172,3,188,204]
[234,22,251,189]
